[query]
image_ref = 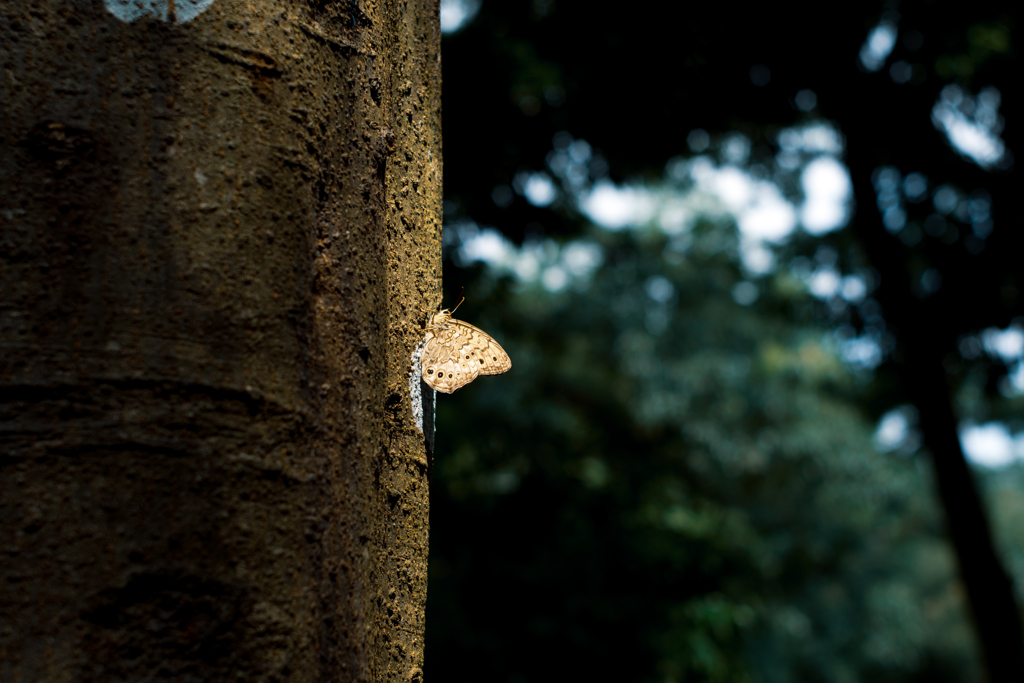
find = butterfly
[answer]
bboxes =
[421,298,512,393]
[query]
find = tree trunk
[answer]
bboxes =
[845,138,1024,682]
[0,0,441,680]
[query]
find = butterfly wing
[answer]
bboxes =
[421,326,481,393]
[450,320,512,376]
[420,319,511,393]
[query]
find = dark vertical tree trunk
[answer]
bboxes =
[0,0,441,680]
[845,135,1024,682]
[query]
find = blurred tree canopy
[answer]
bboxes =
[427,1,1022,681]
[429,224,979,682]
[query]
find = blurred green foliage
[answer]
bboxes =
[425,217,989,682]
[428,1,1024,679]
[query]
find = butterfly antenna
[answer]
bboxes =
[450,296,465,315]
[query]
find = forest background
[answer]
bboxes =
[424,1,1024,681]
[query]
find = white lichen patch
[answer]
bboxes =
[409,341,435,434]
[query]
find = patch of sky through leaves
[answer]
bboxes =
[931,85,1009,169]
[456,122,861,336]
[457,123,855,299]
[858,19,898,72]
[439,0,481,34]
[852,17,1010,170]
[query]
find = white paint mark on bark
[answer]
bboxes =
[104,0,217,23]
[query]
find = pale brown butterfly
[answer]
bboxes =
[421,298,512,393]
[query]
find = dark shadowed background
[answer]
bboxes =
[425,1,1023,681]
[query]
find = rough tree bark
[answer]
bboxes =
[0,0,441,680]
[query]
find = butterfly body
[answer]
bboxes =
[421,307,511,393]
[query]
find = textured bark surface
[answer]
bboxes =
[0,0,441,680]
